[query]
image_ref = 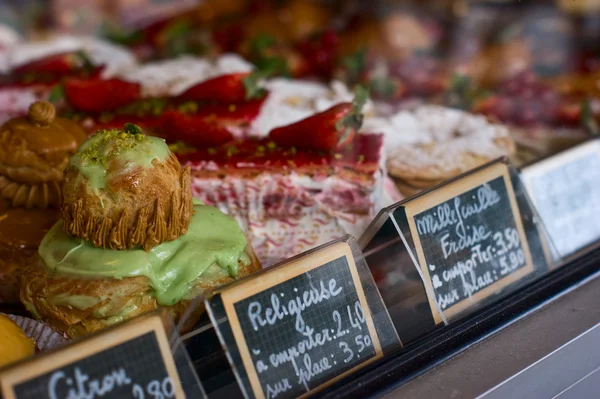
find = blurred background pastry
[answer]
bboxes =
[384,106,516,195]
[0,101,86,304]
[0,101,87,209]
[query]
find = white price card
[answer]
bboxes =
[522,140,600,259]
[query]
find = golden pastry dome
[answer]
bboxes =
[0,314,35,367]
[0,101,87,209]
[61,123,193,251]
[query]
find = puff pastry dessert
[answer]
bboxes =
[21,124,262,338]
[0,101,86,304]
[61,123,192,251]
[0,101,87,209]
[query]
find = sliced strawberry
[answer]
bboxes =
[268,86,368,151]
[189,95,268,122]
[163,110,235,147]
[64,78,142,113]
[176,72,266,103]
[14,51,94,76]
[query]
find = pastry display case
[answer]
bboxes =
[0,1,599,398]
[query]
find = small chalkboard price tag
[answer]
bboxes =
[208,240,391,399]
[404,162,535,323]
[522,140,600,259]
[0,313,185,399]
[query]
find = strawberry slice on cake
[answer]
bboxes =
[168,87,387,264]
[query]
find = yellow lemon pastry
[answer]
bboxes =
[0,314,35,367]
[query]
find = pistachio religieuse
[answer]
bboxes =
[20,123,262,338]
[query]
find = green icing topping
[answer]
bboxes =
[68,125,170,190]
[39,205,250,306]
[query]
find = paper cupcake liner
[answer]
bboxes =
[4,314,69,352]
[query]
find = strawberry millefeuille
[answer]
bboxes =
[61,54,266,139]
[0,36,136,122]
[170,87,387,265]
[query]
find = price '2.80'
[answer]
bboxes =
[132,377,174,399]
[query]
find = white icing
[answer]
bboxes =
[368,105,512,158]
[118,54,254,97]
[3,35,136,78]
[385,105,514,173]
[361,112,431,147]
[0,25,20,66]
[250,78,375,137]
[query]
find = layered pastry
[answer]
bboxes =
[21,124,261,337]
[0,36,136,122]
[0,101,86,303]
[60,55,264,137]
[0,314,35,367]
[172,89,387,264]
[381,106,516,196]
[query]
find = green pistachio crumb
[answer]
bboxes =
[79,126,147,166]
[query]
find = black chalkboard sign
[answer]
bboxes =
[405,162,535,323]
[522,140,600,259]
[0,314,186,399]
[213,241,384,399]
